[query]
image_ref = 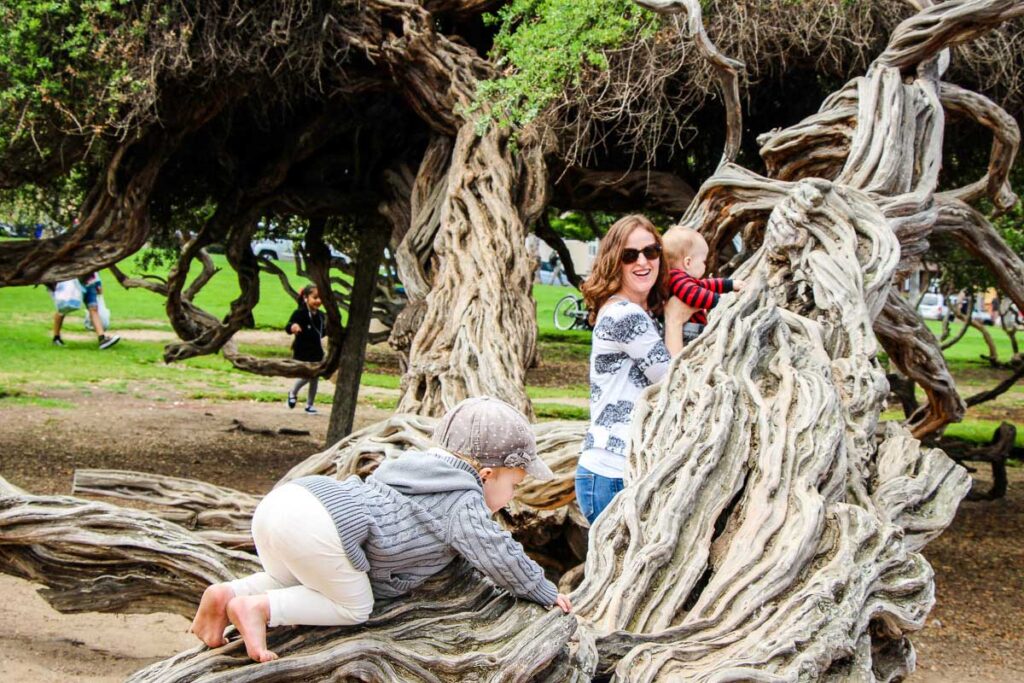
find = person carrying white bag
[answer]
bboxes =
[46,273,120,349]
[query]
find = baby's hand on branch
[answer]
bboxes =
[553,594,573,613]
[732,278,747,291]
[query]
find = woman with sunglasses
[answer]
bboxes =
[576,214,692,525]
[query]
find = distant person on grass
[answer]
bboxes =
[286,284,326,414]
[46,273,120,349]
[189,396,572,663]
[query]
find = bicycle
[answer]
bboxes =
[553,294,591,331]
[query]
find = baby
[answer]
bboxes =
[662,227,746,342]
[189,396,572,663]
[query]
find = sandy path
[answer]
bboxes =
[0,574,194,682]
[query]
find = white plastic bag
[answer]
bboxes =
[53,280,83,314]
[84,294,111,331]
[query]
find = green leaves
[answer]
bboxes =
[478,0,657,129]
[0,0,151,152]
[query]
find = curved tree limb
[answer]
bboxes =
[72,469,258,551]
[937,81,1020,212]
[933,196,1024,315]
[875,290,966,437]
[636,0,744,168]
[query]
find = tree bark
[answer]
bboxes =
[0,132,171,286]
[326,223,391,445]
[397,121,545,418]
[72,469,258,550]
[875,291,966,437]
[573,177,969,681]
[0,492,259,618]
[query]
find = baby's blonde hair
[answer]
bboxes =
[662,227,707,267]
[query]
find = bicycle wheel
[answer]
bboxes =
[554,295,582,331]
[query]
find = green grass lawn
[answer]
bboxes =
[0,252,313,330]
[1,263,1020,443]
[923,320,1018,370]
[0,261,588,408]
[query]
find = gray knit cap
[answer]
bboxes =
[432,397,555,481]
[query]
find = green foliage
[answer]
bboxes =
[547,208,618,241]
[0,1,157,150]
[479,0,656,128]
[0,170,90,229]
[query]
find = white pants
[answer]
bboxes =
[228,482,374,627]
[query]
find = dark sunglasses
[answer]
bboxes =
[621,243,661,264]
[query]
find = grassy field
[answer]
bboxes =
[0,254,591,414]
[0,256,1020,445]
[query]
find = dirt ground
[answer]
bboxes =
[0,391,1021,681]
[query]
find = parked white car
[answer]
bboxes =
[252,239,295,261]
[916,292,948,320]
[946,294,995,325]
[252,239,350,264]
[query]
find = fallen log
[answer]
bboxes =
[0,492,260,617]
[73,469,259,550]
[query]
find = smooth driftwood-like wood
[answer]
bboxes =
[72,469,259,550]
[128,560,593,683]
[0,490,260,618]
[751,0,1024,438]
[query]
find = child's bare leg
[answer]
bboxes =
[189,583,235,647]
[87,306,106,336]
[227,594,278,663]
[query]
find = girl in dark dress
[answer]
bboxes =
[286,284,325,413]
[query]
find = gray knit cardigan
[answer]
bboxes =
[293,449,558,606]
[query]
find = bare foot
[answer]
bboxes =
[227,595,278,663]
[189,583,235,647]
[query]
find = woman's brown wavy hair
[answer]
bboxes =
[581,214,669,326]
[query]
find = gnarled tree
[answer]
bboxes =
[1,0,1021,680]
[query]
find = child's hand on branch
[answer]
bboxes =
[553,594,573,613]
[290,323,301,334]
[732,278,747,291]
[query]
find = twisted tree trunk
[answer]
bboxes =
[397,121,545,418]
[574,177,969,680]
[0,1,1014,681]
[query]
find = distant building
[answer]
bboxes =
[529,238,599,281]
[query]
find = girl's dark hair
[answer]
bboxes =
[298,283,318,305]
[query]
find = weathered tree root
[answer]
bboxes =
[936,421,1017,500]
[128,560,593,683]
[72,469,259,550]
[0,492,259,618]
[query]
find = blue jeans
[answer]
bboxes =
[575,465,624,525]
[82,282,100,308]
